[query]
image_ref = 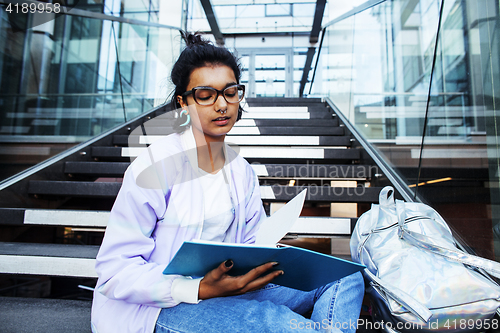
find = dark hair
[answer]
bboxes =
[171,31,244,132]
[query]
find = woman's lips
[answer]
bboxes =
[213,116,230,126]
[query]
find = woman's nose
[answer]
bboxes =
[214,93,228,111]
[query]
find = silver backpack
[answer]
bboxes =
[351,186,500,332]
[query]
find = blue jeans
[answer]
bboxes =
[155,272,364,333]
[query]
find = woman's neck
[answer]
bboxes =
[193,130,225,173]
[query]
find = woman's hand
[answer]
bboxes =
[198,260,283,300]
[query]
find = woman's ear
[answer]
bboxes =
[177,96,187,110]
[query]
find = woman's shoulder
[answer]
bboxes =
[128,133,184,177]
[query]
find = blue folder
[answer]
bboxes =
[163,241,365,291]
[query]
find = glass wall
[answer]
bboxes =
[0,2,182,181]
[187,0,317,34]
[313,0,500,261]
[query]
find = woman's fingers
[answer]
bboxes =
[199,261,283,300]
[237,262,279,286]
[210,259,234,280]
[240,269,283,293]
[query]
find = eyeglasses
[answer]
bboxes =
[182,84,245,106]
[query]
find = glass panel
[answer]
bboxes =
[265,4,291,16]
[254,54,286,97]
[190,2,315,33]
[314,0,500,261]
[240,55,250,84]
[0,4,181,181]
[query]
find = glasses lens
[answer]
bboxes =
[194,88,216,105]
[224,85,244,103]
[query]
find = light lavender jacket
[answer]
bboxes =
[91,127,266,333]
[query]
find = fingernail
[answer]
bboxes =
[280,271,284,275]
[272,262,279,267]
[224,259,233,268]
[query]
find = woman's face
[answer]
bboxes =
[178,65,240,142]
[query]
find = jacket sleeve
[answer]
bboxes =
[94,165,181,308]
[242,165,267,244]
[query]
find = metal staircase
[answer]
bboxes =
[0,97,397,332]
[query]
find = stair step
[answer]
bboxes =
[241,112,332,119]
[115,131,348,146]
[110,146,360,160]
[28,181,122,197]
[0,297,91,333]
[65,161,129,176]
[0,208,109,226]
[245,97,323,105]
[0,208,354,236]
[28,180,378,202]
[257,164,375,179]
[286,217,355,236]
[91,146,125,159]
[241,147,360,160]
[262,185,382,202]
[234,119,339,127]
[136,118,339,129]
[0,242,98,277]
[245,106,309,113]
[137,135,349,146]
[63,162,372,180]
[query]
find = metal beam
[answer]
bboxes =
[199,0,224,45]
[299,47,316,97]
[310,0,326,43]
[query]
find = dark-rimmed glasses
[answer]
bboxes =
[182,84,245,106]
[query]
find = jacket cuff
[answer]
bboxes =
[171,276,203,304]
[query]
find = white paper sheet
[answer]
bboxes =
[255,189,307,245]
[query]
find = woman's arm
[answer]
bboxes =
[95,167,181,308]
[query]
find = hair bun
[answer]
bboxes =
[180,31,211,47]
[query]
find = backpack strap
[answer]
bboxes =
[364,269,433,322]
[395,200,500,280]
[379,186,395,207]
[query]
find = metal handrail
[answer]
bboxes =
[325,97,420,203]
[0,102,169,191]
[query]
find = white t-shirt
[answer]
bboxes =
[171,167,235,304]
[198,167,234,241]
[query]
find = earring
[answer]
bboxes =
[179,109,190,127]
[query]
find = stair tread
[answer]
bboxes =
[0,297,91,333]
[28,181,382,202]
[28,180,122,197]
[111,146,360,160]
[64,162,374,179]
[0,208,357,228]
[64,161,129,175]
[0,242,99,258]
[139,118,339,127]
